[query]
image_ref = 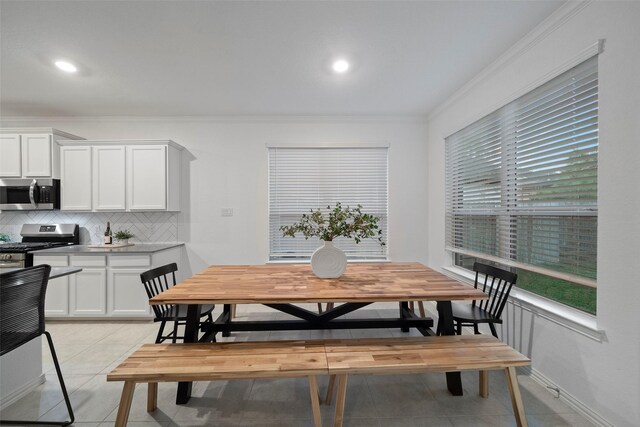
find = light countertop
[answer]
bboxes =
[30,243,184,255]
[0,267,82,278]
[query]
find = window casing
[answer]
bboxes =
[269,146,388,261]
[445,56,598,311]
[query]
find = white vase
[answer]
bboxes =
[311,241,347,278]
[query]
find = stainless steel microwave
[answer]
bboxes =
[0,178,60,210]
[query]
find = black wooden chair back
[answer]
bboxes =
[140,262,179,320]
[472,262,517,320]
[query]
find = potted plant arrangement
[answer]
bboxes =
[114,229,135,245]
[280,202,385,278]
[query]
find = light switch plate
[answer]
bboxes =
[221,208,233,217]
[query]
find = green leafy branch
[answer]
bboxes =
[280,202,385,246]
[114,229,135,241]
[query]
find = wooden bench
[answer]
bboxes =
[108,335,530,427]
[323,335,531,427]
[106,340,328,427]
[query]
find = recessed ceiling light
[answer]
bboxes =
[54,60,77,73]
[332,59,350,74]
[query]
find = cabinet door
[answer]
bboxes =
[34,255,70,317]
[22,134,52,177]
[45,276,70,316]
[69,268,107,316]
[108,269,152,317]
[0,134,22,177]
[126,145,167,210]
[61,146,92,210]
[94,146,126,210]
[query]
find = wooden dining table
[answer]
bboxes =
[150,262,487,404]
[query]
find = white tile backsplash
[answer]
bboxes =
[0,211,178,244]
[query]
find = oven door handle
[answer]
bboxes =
[0,260,24,268]
[29,179,38,207]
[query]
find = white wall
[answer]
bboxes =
[426,2,640,426]
[0,117,429,277]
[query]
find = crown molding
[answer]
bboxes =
[0,114,428,124]
[427,0,593,122]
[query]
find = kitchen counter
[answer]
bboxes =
[1,266,82,278]
[30,242,184,254]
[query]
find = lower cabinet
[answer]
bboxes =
[108,269,150,316]
[70,269,107,316]
[40,256,71,315]
[35,247,181,319]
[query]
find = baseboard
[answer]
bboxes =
[524,366,613,427]
[0,373,46,411]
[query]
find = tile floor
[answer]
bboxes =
[1,304,594,426]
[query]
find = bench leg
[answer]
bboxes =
[324,374,337,405]
[479,370,489,398]
[418,301,426,318]
[333,374,349,427]
[307,375,323,427]
[505,367,528,427]
[115,381,136,427]
[147,382,158,412]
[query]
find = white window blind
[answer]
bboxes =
[269,147,388,260]
[446,56,598,287]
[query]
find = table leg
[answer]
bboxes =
[222,304,232,337]
[437,300,463,396]
[176,304,200,404]
[400,301,410,332]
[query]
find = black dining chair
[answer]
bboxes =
[0,265,75,426]
[140,263,215,343]
[447,262,517,338]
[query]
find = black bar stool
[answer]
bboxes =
[0,265,74,426]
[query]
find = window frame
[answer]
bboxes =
[267,144,389,262]
[444,55,599,312]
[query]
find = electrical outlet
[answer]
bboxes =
[221,208,234,217]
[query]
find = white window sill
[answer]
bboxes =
[442,266,605,342]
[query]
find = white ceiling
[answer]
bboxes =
[0,0,565,117]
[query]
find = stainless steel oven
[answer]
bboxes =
[0,224,79,270]
[0,178,60,210]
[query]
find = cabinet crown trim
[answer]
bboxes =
[58,139,184,150]
[0,128,84,140]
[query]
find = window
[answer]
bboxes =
[445,56,598,314]
[269,146,388,260]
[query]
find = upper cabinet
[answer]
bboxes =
[60,146,93,211]
[58,140,182,212]
[0,128,84,178]
[94,146,126,211]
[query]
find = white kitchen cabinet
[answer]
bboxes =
[94,145,126,210]
[0,134,22,177]
[108,269,151,316]
[35,246,182,319]
[0,128,84,178]
[58,140,182,212]
[46,276,70,316]
[36,255,72,316]
[60,146,92,210]
[126,145,167,210]
[69,268,107,316]
[22,134,52,177]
